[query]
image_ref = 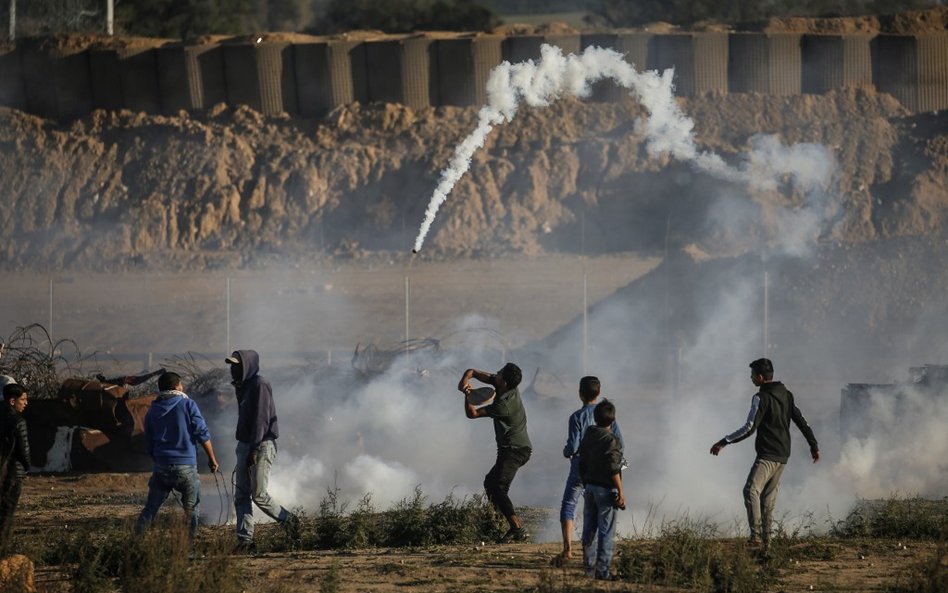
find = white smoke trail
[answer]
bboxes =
[413,43,834,252]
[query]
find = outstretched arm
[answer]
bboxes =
[710,394,762,455]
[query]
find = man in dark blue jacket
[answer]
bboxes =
[136,372,219,537]
[710,358,820,551]
[227,349,297,552]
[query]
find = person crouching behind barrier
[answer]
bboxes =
[459,363,532,543]
[579,399,625,581]
[555,376,623,566]
[136,372,219,538]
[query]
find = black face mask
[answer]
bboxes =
[230,363,243,386]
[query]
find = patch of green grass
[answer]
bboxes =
[273,487,507,551]
[832,497,948,539]
[615,519,776,593]
[320,563,342,593]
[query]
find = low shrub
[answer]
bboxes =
[832,498,948,539]
[615,519,773,593]
[298,487,506,550]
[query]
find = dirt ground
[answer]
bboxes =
[15,474,941,593]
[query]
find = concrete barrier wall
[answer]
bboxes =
[874,34,948,112]
[503,34,581,63]
[0,47,25,110]
[117,48,162,113]
[729,33,802,94]
[363,37,438,109]
[19,41,93,119]
[157,44,227,112]
[9,32,948,119]
[582,32,651,102]
[803,34,873,94]
[88,49,123,111]
[916,35,948,112]
[434,36,503,106]
[294,40,366,116]
[223,42,298,115]
[649,33,728,96]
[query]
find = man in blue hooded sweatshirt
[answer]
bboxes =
[226,349,298,552]
[136,372,219,537]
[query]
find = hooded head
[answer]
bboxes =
[226,349,261,384]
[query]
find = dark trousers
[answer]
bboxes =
[0,475,23,545]
[483,447,531,521]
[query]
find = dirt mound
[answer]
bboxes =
[765,5,948,34]
[0,85,946,270]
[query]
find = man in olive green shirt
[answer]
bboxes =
[458,362,532,542]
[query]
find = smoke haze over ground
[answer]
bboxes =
[3,34,948,543]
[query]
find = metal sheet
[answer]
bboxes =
[0,47,25,110]
[89,49,124,111]
[117,47,162,113]
[503,34,581,63]
[729,33,801,95]
[650,33,728,96]
[803,34,873,94]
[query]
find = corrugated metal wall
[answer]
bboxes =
[223,42,298,115]
[88,49,123,111]
[7,32,948,119]
[875,36,918,110]
[294,40,366,116]
[729,33,802,94]
[156,46,190,112]
[916,35,948,112]
[503,34,581,63]
[802,34,873,94]
[649,33,728,96]
[581,32,651,102]
[364,36,436,108]
[157,44,227,112]
[117,48,162,113]
[19,41,93,120]
[434,36,503,106]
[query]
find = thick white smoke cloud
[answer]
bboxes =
[413,44,836,252]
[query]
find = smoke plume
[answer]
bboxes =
[413,44,835,252]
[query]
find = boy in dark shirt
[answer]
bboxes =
[556,377,623,565]
[579,400,625,580]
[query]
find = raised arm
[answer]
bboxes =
[459,369,494,419]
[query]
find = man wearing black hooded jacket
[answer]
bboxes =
[0,383,30,546]
[710,358,820,552]
[226,349,298,551]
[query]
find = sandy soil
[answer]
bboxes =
[16,474,941,593]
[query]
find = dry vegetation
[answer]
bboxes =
[7,475,946,593]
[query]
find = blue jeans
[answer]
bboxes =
[136,464,201,537]
[582,484,618,579]
[559,463,583,522]
[235,440,290,542]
